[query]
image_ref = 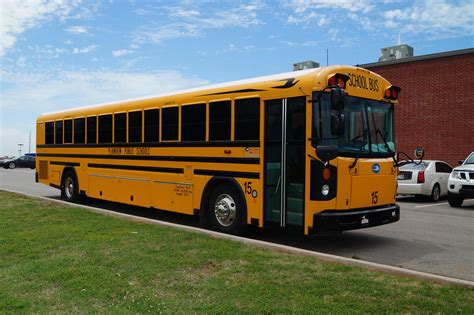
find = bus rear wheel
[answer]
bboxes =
[208,183,246,235]
[61,171,80,203]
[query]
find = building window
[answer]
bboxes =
[55,120,63,144]
[181,104,206,142]
[144,109,159,142]
[209,101,231,141]
[87,116,97,144]
[162,107,179,141]
[235,98,260,140]
[64,119,72,143]
[98,115,112,143]
[128,111,142,143]
[45,122,54,144]
[114,113,126,143]
[74,118,85,144]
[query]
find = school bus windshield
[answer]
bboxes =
[312,93,395,157]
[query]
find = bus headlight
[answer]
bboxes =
[322,184,330,196]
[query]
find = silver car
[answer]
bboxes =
[397,160,453,201]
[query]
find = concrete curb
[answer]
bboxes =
[2,188,474,289]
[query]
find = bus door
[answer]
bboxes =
[264,97,306,227]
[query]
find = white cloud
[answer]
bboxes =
[65,25,88,34]
[383,0,474,39]
[72,45,96,54]
[112,49,133,57]
[134,3,264,44]
[0,0,81,56]
[283,0,374,14]
[0,68,209,156]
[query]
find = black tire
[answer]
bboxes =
[8,162,16,169]
[61,171,80,202]
[430,184,440,202]
[208,183,247,235]
[448,194,463,207]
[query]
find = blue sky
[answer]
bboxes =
[1,0,473,156]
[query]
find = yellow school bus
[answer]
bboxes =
[36,65,402,235]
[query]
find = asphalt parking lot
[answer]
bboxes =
[1,168,473,281]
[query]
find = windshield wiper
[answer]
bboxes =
[349,144,366,169]
[370,112,397,167]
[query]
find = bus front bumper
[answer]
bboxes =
[310,204,400,234]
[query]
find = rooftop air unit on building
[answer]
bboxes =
[379,44,414,62]
[293,61,319,71]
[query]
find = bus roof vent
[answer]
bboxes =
[293,61,319,71]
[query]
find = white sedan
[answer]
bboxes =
[397,160,453,201]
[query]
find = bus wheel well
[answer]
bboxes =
[199,177,247,228]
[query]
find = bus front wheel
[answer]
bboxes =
[61,171,79,203]
[208,183,246,235]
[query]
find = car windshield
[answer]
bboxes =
[400,162,429,170]
[464,154,474,164]
[312,93,394,157]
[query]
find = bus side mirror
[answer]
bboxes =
[316,145,339,162]
[330,88,345,111]
[330,113,345,135]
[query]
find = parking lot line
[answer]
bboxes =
[415,202,449,208]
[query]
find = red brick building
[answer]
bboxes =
[359,48,474,166]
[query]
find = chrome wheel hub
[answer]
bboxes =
[214,194,236,227]
[65,177,74,199]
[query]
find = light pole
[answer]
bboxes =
[18,143,24,157]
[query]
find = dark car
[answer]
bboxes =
[1,155,36,169]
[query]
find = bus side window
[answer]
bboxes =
[74,118,85,144]
[181,103,205,142]
[55,120,63,144]
[87,116,97,144]
[162,107,179,141]
[114,113,126,143]
[235,98,260,141]
[98,115,112,143]
[209,101,231,141]
[128,111,142,143]
[45,122,54,144]
[64,119,73,143]
[144,109,159,142]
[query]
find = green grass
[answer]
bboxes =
[0,191,473,314]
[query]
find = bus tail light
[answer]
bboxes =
[328,73,349,89]
[384,86,401,100]
[322,167,331,181]
[417,171,425,183]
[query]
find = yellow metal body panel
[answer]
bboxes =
[36,65,398,234]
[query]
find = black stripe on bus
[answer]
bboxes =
[88,163,183,174]
[50,161,80,166]
[37,153,259,164]
[36,140,260,149]
[199,88,265,96]
[194,169,260,179]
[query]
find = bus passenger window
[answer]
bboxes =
[209,101,231,141]
[45,122,54,144]
[64,119,72,143]
[144,109,159,142]
[98,115,112,143]
[87,116,97,144]
[55,120,63,144]
[74,118,85,144]
[162,107,179,141]
[235,98,260,141]
[114,113,126,143]
[181,104,205,141]
[128,111,142,143]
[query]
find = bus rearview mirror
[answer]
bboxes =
[316,145,339,162]
[330,88,345,111]
[330,113,345,135]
